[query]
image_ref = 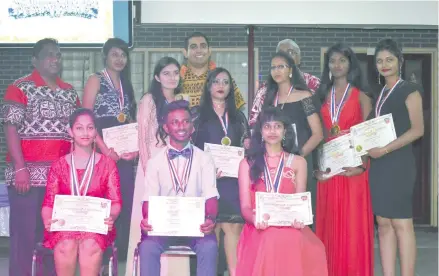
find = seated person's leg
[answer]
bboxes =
[53,239,78,276]
[139,236,167,276]
[78,238,104,276]
[192,233,218,276]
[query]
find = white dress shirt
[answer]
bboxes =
[142,143,219,201]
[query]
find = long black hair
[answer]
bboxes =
[317,42,369,102]
[247,107,299,183]
[147,57,182,145]
[374,38,404,88]
[198,67,238,123]
[102,38,136,119]
[263,51,309,108]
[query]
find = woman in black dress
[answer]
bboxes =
[257,52,323,224]
[368,39,424,276]
[193,67,249,276]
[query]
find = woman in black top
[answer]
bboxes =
[368,38,424,276]
[193,67,249,276]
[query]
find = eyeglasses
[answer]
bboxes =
[270,64,290,71]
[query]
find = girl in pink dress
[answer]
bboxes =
[41,108,122,276]
[236,107,328,276]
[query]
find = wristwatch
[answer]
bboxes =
[205,215,217,224]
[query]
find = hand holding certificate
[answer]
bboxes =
[50,195,111,235]
[255,192,313,227]
[148,196,205,237]
[350,114,397,156]
[204,143,245,178]
[102,123,139,156]
[318,133,363,178]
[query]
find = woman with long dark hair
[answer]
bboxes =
[314,43,374,276]
[193,67,249,276]
[82,38,137,261]
[236,107,327,276]
[249,51,323,226]
[368,39,424,276]
[125,56,182,275]
[42,108,121,275]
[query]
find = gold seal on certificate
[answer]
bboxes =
[350,113,397,156]
[255,191,313,226]
[117,112,126,123]
[221,136,231,146]
[317,133,363,178]
[50,195,112,235]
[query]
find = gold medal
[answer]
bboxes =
[330,124,340,136]
[117,112,126,123]
[221,136,231,146]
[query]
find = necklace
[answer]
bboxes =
[213,100,225,109]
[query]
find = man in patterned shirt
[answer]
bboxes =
[1,38,80,276]
[180,32,245,110]
[249,39,321,126]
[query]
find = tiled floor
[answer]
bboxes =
[0,227,436,276]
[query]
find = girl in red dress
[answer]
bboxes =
[41,108,122,276]
[236,107,327,276]
[314,43,374,276]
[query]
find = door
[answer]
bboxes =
[356,53,432,224]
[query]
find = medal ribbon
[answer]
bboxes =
[375,79,401,117]
[70,151,95,196]
[103,69,124,112]
[330,83,350,125]
[263,152,285,193]
[216,112,229,137]
[166,147,193,194]
[274,85,294,108]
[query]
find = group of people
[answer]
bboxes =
[0,31,423,276]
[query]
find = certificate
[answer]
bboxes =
[318,133,363,178]
[50,195,111,235]
[204,143,245,178]
[102,123,139,156]
[350,114,397,156]
[148,196,205,237]
[255,191,313,226]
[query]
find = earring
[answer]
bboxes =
[70,140,74,152]
[377,72,381,85]
[93,139,96,151]
[289,73,292,78]
[329,71,332,80]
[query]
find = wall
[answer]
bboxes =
[0,24,437,180]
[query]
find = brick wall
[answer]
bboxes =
[0,24,437,180]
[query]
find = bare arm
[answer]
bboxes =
[238,159,254,224]
[82,75,113,156]
[359,91,372,121]
[4,124,25,169]
[385,91,424,152]
[302,113,324,157]
[292,155,307,193]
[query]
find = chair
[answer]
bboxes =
[132,242,196,276]
[31,242,118,276]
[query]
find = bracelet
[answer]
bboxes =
[205,215,217,224]
[385,148,390,154]
[358,166,367,172]
[14,167,28,174]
